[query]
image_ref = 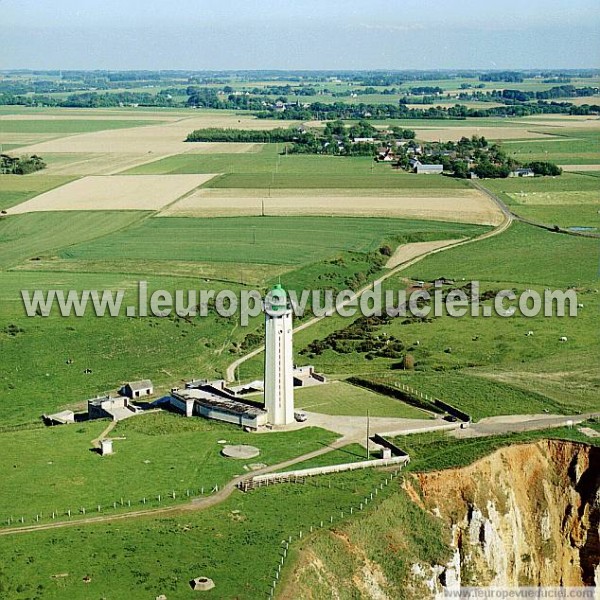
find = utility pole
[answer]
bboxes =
[366,410,370,460]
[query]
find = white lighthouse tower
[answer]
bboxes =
[264,284,294,426]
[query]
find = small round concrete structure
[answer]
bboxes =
[190,576,215,591]
[221,445,260,460]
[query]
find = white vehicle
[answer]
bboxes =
[294,411,307,422]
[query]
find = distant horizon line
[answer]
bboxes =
[2,67,600,74]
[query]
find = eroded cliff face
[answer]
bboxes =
[278,440,598,599]
[412,440,599,593]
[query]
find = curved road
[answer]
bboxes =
[226,188,513,382]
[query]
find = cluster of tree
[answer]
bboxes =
[256,99,599,122]
[500,85,599,102]
[286,121,415,157]
[396,136,562,179]
[0,90,179,108]
[480,71,524,82]
[185,127,300,142]
[300,315,406,360]
[527,162,563,176]
[0,154,46,175]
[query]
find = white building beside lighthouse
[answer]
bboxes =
[264,284,294,425]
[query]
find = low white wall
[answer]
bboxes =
[249,454,410,485]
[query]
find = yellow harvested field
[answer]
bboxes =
[14,115,298,156]
[7,174,218,214]
[161,187,503,225]
[385,238,466,268]
[414,127,555,142]
[518,117,600,129]
[37,143,259,176]
[507,191,600,205]
[560,164,600,172]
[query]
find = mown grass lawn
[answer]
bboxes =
[295,381,432,419]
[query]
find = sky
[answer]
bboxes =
[1,0,599,71]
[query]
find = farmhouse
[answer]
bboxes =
[88,395,140,421]
[416,163,444,175]
[121,379,153,399]
[170,382,268,430]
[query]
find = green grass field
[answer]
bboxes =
[0,467,387,600]
[125,145,471,189]
[59,215,483,267]
[372,372,571,420]
[395,425,600,472]
[479,173,600,229]
[0,412,339,519]
[0,119,161,134]
[406,220,598,287]
[295,381,432,419]
[501,130,600,165]
[0,211,150,269]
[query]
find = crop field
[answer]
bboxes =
[0,211,149,268]
[0,119,162,135]
[7,174,217,214]
[161,187,502,225]
[294,381,432,419]
[480,173,600,229]
[0,174,75,210]
[57,215,486,267]
[501,130,600,165]
[12,115,299,157]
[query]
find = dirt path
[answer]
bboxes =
[0,437,350,537]
[91,421,116,449]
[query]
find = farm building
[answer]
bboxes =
[416,163,444,175]
[88,395,140,421]
[121,379,153,399]
[510,168,535,177]
[170,381,268,430]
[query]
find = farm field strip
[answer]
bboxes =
[6,174,219,214]
[160,188,503,225]
[11,115,300,156]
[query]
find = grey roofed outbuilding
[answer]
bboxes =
[126,379,153,391]
[416,163,444,174]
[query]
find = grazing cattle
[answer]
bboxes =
[559,336,568,342]
[578,303,584,309]
[525,331,534,337]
